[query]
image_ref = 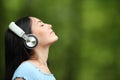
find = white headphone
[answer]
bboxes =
[9,22,38,49]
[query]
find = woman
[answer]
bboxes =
[5,16,58,80]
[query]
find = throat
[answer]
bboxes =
[28,59,51,74]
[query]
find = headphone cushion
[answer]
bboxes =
[24,34,38,49]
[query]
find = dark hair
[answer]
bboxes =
[5,16,33,80]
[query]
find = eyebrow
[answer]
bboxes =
[37,20,42,24]
[38,20,42,22]
[38,20,43,23]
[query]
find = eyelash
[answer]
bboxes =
[40,24,44,27]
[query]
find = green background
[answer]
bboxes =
[0,0,120,80]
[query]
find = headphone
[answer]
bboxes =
[9,22,38,49]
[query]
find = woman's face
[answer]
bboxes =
[30,17,58,46]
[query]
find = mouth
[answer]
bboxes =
[50,31,54,35]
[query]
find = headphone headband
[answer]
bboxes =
[9,22,25,38]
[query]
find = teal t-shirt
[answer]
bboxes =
[12,61,56,80]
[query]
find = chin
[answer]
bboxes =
[55,35,58,40]
[53,36,58,42]
[50,36,58,45]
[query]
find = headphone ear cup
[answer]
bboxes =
[24,34,38,49]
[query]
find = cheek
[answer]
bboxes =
[32,28,57,45]
[37,31,50,43]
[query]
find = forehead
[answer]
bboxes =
[30,17,42,23]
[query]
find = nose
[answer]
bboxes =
[48,24,52,28]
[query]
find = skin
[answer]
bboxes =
[15,17,58,80]
[28,17,58,73]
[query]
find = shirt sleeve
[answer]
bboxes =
[12,62,32,80]
[12,68,29,80]
[13,77,26,80]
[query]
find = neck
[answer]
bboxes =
[30,45,50,66]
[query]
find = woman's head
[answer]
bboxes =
[5,16,58,80]
[30,17,58,47]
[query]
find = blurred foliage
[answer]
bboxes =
[0,0,120,80]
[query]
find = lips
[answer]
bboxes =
[50,31,54,34]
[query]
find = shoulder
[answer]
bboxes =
[15,61,33,73]
[12,61,34,80]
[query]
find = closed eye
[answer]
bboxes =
[40,24,44,27]
[38,21,44,27]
